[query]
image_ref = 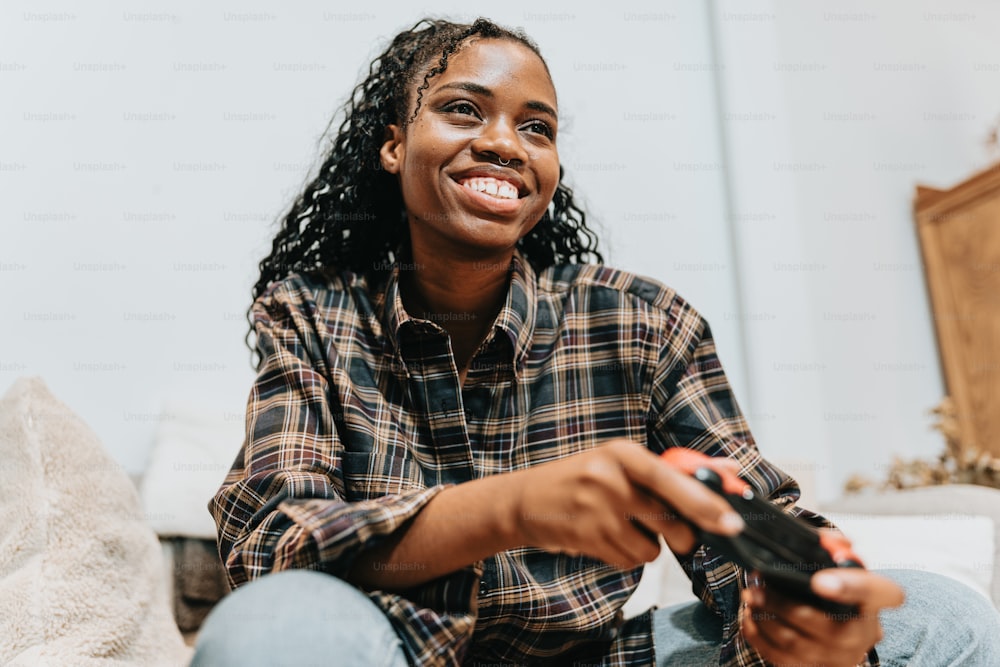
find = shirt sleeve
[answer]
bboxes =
[646,302,877,667]
[209,279,447,586]
[208,279,487,665]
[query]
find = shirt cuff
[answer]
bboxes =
[277,484,449,578]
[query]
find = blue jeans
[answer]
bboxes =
[192,569,1000,666]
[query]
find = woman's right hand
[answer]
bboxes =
[508,439,746,569]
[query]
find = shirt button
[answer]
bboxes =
[479,581,488,596]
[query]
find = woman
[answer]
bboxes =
[194,17,999,667]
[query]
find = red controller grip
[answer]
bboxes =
[660,448,749,496]
[820,530,865,568]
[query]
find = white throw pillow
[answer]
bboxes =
[0,377,192,666]
[139,401,245,539]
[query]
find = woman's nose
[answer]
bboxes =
[471,120,529,166]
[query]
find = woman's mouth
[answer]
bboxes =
[458,177,520,200]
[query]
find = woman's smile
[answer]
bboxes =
[451,166,526,215]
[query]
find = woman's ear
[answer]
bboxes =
[379,124,404,174]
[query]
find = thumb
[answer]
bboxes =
[812,569,906,611]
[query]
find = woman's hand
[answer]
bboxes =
[741,567,905,666]
[507,439,746,569]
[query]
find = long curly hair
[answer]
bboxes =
[247,17,603,356]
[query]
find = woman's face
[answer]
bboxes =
[380,38,560,261]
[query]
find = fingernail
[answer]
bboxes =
[720,512,745,533]
[749,586,764,606]
[813,572,844,594]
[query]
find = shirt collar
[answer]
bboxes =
[496,250,536,378]
[376,249,537,379]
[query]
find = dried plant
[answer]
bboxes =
[987,115,1000,159]
[845,397,1000,494]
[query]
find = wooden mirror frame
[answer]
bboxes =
[914,163,1000,458]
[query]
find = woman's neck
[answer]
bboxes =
[399,247,513,379]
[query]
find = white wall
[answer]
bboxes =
[711,0,1000,500]
[7,1,994,502]
[1,2,743,476]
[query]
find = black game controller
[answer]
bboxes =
[661,448,864,616]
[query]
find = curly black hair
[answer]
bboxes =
[248,17,603,356]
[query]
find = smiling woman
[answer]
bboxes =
[192,16,1000,667]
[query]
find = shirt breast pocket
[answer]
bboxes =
[340,450,426,501]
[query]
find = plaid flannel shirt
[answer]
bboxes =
[210,251,876,667]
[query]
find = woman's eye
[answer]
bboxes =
[444,102,478,117]
[523,120,554,139]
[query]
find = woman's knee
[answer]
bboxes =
[191,569,408,667]
[876,569,1000,666]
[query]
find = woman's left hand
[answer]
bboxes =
[740,567,905,667]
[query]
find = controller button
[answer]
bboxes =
[694,467,722,486]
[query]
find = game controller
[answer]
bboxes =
[661,448,864,616]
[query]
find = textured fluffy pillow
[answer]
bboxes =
[0,377,192,666]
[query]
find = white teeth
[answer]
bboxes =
[459,177,519,200]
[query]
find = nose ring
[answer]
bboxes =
[498,157,511,166]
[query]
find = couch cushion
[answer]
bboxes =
[823,513,994,603]
[0,377,192,666]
